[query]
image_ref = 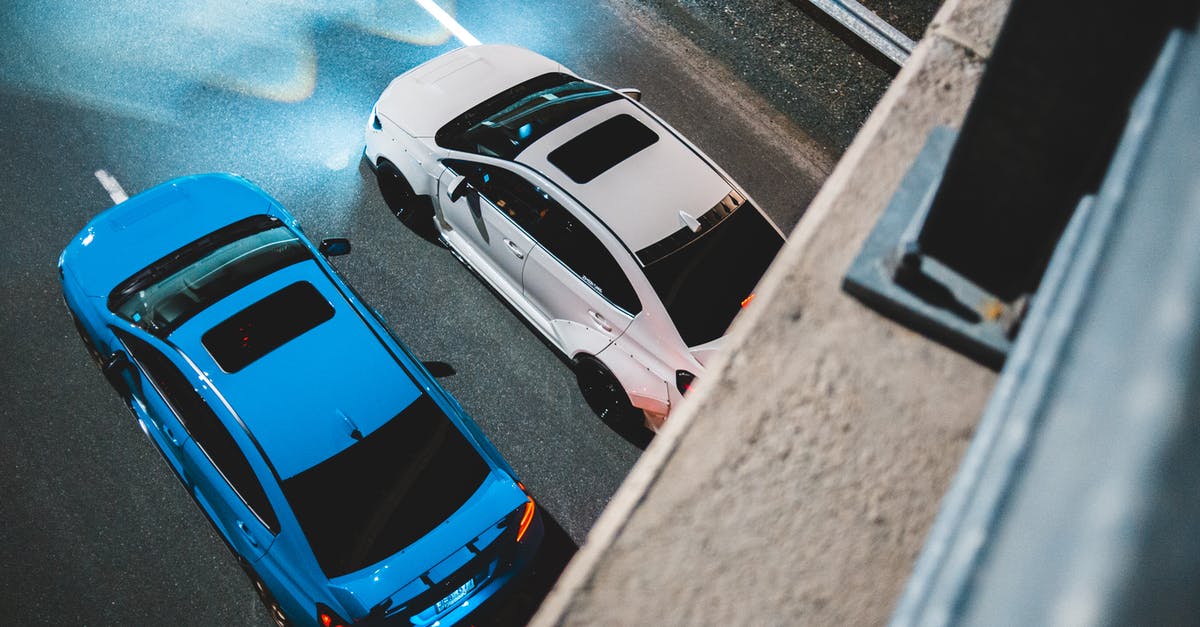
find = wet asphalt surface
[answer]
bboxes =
[0,0,938,624]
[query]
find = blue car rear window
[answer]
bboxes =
[202,281,334,373]
[282,393,490,578]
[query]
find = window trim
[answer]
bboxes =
[113,327,281,534]
[114,328,192,428]
[443,158,642,316]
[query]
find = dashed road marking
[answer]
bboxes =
[94,169,128,204]
[412,0,481,46]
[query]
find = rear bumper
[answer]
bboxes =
[365,513,544,626]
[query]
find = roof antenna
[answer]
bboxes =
[337,409,364,441]
[678,210,702,232]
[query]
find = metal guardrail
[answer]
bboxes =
[807,0,916,66]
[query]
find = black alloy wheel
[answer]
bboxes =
[241,561,291,627]
[574,356,636,423]
[376,160,422,224]
[66,305,103,367]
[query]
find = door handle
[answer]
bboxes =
[237,521,260,548]
[588,310,614,333]
[162,424,181,446]
[503,238,525,259]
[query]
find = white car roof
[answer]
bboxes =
[515,99,732,255]
[377,45,565,138]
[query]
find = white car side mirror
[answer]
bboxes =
[447,174,471,202]
[617,88,642,102]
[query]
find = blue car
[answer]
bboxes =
[59,173,541,626]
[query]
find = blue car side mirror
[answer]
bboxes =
[319,238,351,257]
[102,351,133,398]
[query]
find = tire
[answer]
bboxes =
[65,304,103,368]
[240,561,291,627]
[375,160,430,227]
[573,355,638,424]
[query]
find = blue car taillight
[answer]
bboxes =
[317,603,350,627]
[517,497,536,543]
[512,482,536,543]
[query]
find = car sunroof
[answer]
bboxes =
[203,281,334,373]
[548,113,659,184]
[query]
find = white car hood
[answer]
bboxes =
[376,44,566,138]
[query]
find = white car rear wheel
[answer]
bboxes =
[574,355,638,425]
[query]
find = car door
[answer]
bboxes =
[519,194,642,357]
[175,398,278,562]
[112,328,196,482]
[438,160,536,305]
[113,328,275,561]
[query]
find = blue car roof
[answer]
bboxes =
[63,173,434,480]
[169,258,426,480]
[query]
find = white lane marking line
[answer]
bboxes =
[412,0,481,46]
[94,169,128,204]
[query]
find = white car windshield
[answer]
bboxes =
[436,72,621,159]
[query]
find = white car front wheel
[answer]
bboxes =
[375,160,428,225]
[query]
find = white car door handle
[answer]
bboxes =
[503,238,525,259]
[589,310,614,332]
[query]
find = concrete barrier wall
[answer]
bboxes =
[531,0,1012,623]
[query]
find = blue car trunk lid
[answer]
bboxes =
[325,471,526,620]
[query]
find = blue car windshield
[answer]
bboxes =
[109,215,310,337]
[282,393,490,577]
[436,72,621,159]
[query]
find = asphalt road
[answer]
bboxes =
[0,0,921,624]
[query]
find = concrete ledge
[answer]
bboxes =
[531,0,1011,623]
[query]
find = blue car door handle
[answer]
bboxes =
[161,424,183,446]
[237,521,259,547]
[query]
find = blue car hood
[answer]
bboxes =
[62,174,278,298]
[327,470,526,617]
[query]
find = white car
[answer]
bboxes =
[365,45,784,431]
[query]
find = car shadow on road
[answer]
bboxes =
[595,406,654,450]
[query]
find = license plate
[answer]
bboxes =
[435,577,476,614]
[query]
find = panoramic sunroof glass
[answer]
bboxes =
[547,114,659,184]
[203,281,334,373]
